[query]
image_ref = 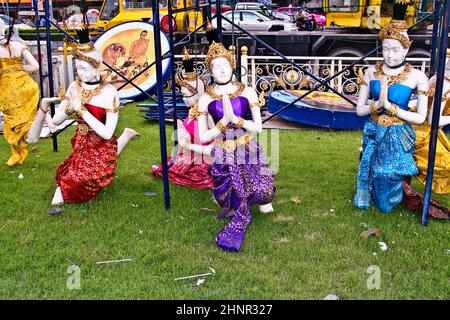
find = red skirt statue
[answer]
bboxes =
[152,117,212,189]
[55,104,118,203]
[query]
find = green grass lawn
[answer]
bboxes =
[0,104,448,300]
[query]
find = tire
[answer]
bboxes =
[183,14,190,32]
[268,25,284,32]
[407,49,431,59]
[327,47,366,59]
[320,47,368,95]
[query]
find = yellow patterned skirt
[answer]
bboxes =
[413,122,450,194]
[0,58,39,166]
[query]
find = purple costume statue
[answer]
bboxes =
[208,92,276,251]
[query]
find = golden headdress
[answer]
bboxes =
[379,0,412,49]
[73,28,101,68]
[175,47,199,95]
[205,22,236,73]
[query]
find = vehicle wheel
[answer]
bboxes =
[268,25,284,32]
[319,47,368,95]
[407,49,431,59]
[183,14,190,32]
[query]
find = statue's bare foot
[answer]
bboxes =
[259,203,274,214]
[124,128,140,139]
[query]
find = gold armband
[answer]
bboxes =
[417,90,428,96]
[251,101,262,108]
[233,117,244,129]
[106,96,120,113]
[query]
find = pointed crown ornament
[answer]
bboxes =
[205,22,236,73]
[379,0,412,49]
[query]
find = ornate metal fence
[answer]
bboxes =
[172,53,430,102]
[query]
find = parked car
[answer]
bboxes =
[0,14,33,29]
[275,6,326,27]
[210,0,233,14]
[215,9,298,32]
[234,2,262,10]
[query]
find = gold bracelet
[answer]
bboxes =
[64,103,74,116]
[389,104,400,117]
[233,117,244,129]
[76,105,87,118]
[369,101,381,114]
[216,120,227,133]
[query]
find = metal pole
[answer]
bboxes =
[216,0,222,41]
[421,0,450,226]
[168,0,178,146]
[429,0,442,76]
[44,0,58,152]
[152,0,171,210]
[33,0,44,97]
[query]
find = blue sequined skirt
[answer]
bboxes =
[354,118,418,213]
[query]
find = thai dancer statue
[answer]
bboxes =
[196,26,275,251]
[0,19,39,166]
[354,3,428,213]
[27,29,138,212]
[403,49,450,219]
[152,48,213,189]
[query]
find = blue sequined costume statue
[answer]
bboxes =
[354,62,419,213]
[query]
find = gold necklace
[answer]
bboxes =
[207,81,245,100]
[75,77,108,105]
[374,61,412,87]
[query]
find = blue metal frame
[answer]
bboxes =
[152,0,171,210]
[421,0,450,225]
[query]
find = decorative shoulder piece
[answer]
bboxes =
[357,68,368,87]
[106,96,120,113]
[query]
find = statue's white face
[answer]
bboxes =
[181,79,205,106]
[382,39,409,68]
[210,57,233,84]
[75,59,100,83]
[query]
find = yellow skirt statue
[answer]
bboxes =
[412,83,450,194]
[0,57,39,166]
[413,122,450,194]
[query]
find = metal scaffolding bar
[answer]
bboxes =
[421,0,450,225]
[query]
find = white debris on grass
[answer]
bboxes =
[96,258,133,265]
[18,173,24,179]
[196,279,205,286]
[378,242,388,252]
[323,294,339,300]
[175,267,216,281]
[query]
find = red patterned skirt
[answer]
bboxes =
[152,149,212,189]
[55,121,118,203]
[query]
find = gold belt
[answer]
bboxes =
[371,114,404,127]
[216,133,254,153]
[77,123,93,135]
[0,65,24,78]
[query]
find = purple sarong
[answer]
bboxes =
[210,128,275,251]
